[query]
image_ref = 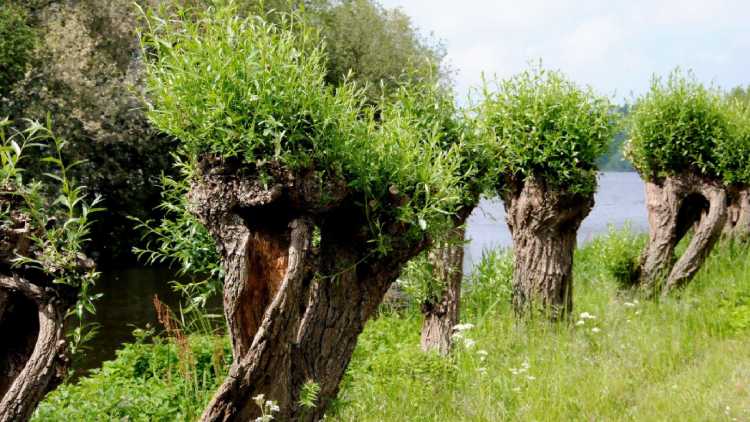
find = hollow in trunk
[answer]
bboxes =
[638,173,728,296]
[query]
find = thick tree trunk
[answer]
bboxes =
[190,160,427,421]
[503,178,594,319]
[420,224,465,355]
[724,186,750,239]
[0,275,70,422]
[638,173,728,296]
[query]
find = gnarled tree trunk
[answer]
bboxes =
[638,173,728,296]
[502,178,594,319]
[420,206,473,355]
[724,186,750,239]
[0,193,77,422]
[189,159,428,421]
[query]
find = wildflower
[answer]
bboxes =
[579,312,596,320]
[591,327,601,333]
[271,404,280,413]
[512,387,521,392]
[624,301,636,308]
[477,350,488,357]
[478,367,487,375]
[527,375,536,381]
[575,320,585,326]
[453,323,475,332]
[464,338,476,349]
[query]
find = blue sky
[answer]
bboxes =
[378,0,750,104]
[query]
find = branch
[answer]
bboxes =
[0,274,46,302]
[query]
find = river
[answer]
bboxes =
[82,172,648,373]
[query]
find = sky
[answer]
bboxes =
[378,0,750,104]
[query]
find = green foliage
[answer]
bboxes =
[0,4,36,98]
[721,99,750,185]
[33,332,231,422]
[131,156,222,311]
[626,69,740,182]
[477,65,618,195]
[43,231,750,421]
[319,0,447,100]
[1,117,103,362]
[139,2,464,255]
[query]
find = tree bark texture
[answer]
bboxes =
[189,159,428,421]
[420,210,470,355]
[0,189,85,422]
[723,186,750,239]
[638,173,728,296]
[502,178,594,319]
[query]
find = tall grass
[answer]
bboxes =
[34,229,750,421]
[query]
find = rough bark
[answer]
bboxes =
[638,173,728,296]
[0,191,79,422]
[724,186,750,239]
[420,220,467,355]
[502,178,594,319]
[189,158,428,421]
[0,275,71,422]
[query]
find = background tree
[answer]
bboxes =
[477,66,617,318]
[722,98,750,238]
[139,3,463,420]
[0,120,101,421]
[626,70,740,295]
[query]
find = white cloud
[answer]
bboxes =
[378,0,750,103]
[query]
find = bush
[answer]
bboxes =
[0,4,35,98]
[477,65,617,195]
[626,69,738,182]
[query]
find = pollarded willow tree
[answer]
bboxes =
[477,67,617,318]
[722,99,750,239]
[627,70,744,295]
[0,119,101,422]
[139,3,463,420]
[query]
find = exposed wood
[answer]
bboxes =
[724,186,750,239]
[190,158,428,421]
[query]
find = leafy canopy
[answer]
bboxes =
[721,99,750,185]
[0,4,36,98]
[139,1,464,253]
[626,69,737,182]
[476,65,617,195]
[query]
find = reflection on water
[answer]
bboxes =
[83,172,647,373]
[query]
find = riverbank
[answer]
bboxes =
[34,229,750,421]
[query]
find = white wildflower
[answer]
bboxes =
[591,327,601,333]
[579,312,596,320]
[575,320,585,326]
[453,323,475,332]
[477,350,488,356]
[464,338,476,349]
[624,302,636,308]
[527,375,536,381]
[478,367,487,375]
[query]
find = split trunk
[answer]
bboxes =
[638,173,728,295]
[190,159,428,421]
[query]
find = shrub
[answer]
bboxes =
[0,4,36,98]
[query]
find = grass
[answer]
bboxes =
[34,229,750,421]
